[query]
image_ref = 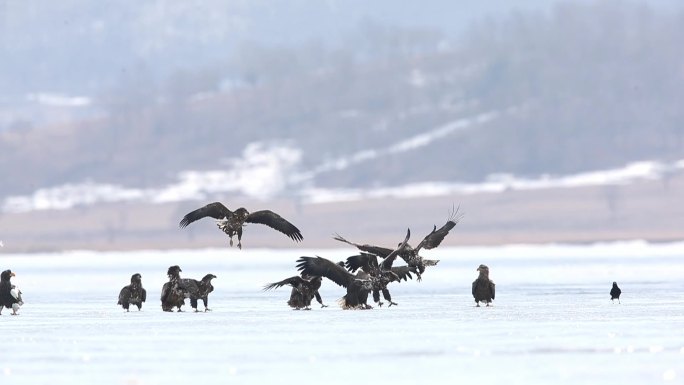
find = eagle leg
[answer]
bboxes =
[229,237,234,247]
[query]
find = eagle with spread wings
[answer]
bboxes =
[296,229,410,309]
[179,202,303,249]
[334,207,462,280]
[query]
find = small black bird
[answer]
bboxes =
[472,264,495,307]
[179,202,303,249]
[179,274,217,312]
[161,265,187,312]
[263,275,327,310]
[117,273,147,312]
[610,282,621,304]
[0,269,23,316]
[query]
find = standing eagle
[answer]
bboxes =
[333,207,461,280]
[610,282,621,304]
[0,270,23,316]
[472,264,495,307]
[117,273,147,312]
[179,202,303,249]
[179,274,217,312]
[297,229,410,309]
[161,265,187,312]
[263,275,328,310]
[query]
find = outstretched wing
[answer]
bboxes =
[380,228,411,271]
[415,206,463,252]
[296,256,355,288]
[263,276,307,291]
[179,202,232,228]
[345,253,378,274]
[245,210,303,242]
[390,266,418,282]
[333,234,394,258]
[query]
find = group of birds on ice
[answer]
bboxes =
[1,201,624,315]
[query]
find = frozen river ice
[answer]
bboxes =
[1,242,684,385]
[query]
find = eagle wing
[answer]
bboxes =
[296,256,355,288]
[178,278,201,298]
[490,281,496,300]
[344,253,378,274]
[263,276,308,291]
[245,210,303,242]
[380,229,411,271]
[141,287,147,303]
[415,207,463,252]
[390,266,418,282]
[332,234,394,258]
[179,202,232,228]
[118,285,131,305]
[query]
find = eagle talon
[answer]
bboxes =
[388,301,398,307]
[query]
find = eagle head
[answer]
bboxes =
[167,265,182,278]
[1,269,14,281]
[234,207,250,220]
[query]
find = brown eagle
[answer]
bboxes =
[297,229,410,309]
[263,275,327,310]
[117,273,147,312]
[334,206,462,280]
[179,202,303,249]
[472,264,495,307]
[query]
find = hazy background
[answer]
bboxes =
[1,0,683,252]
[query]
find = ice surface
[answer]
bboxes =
[2,242,684,385]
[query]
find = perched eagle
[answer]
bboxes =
[161,265,187,312]
[333,206,462,280]
[297,229,410,309]
[117,273,147,312]
[0,270,23,316]
[610,282,621,304]
[263,275,327,310]
[179,274,217,312]
[472,264,495,307]
[179,202,303,249]
[344,252,418,307]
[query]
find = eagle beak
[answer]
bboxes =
[10,272,16,277]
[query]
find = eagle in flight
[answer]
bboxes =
[334,206,462,280]
[179,202,303,249]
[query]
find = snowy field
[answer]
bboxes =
[2,242,684,385]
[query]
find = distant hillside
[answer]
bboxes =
[1,2,683,202]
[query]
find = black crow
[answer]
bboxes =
[0,270,23,316]
[161,265,187,312]
[263,275,327,310]
[117,273,147,312]
[179,274,217,312]
[610,282,622,304]
[472,264,495,307]
[179,202,303,249]
[297,229,410,309]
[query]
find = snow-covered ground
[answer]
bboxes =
[2,242,684,385]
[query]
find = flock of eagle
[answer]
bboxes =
[0,201,622,315]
